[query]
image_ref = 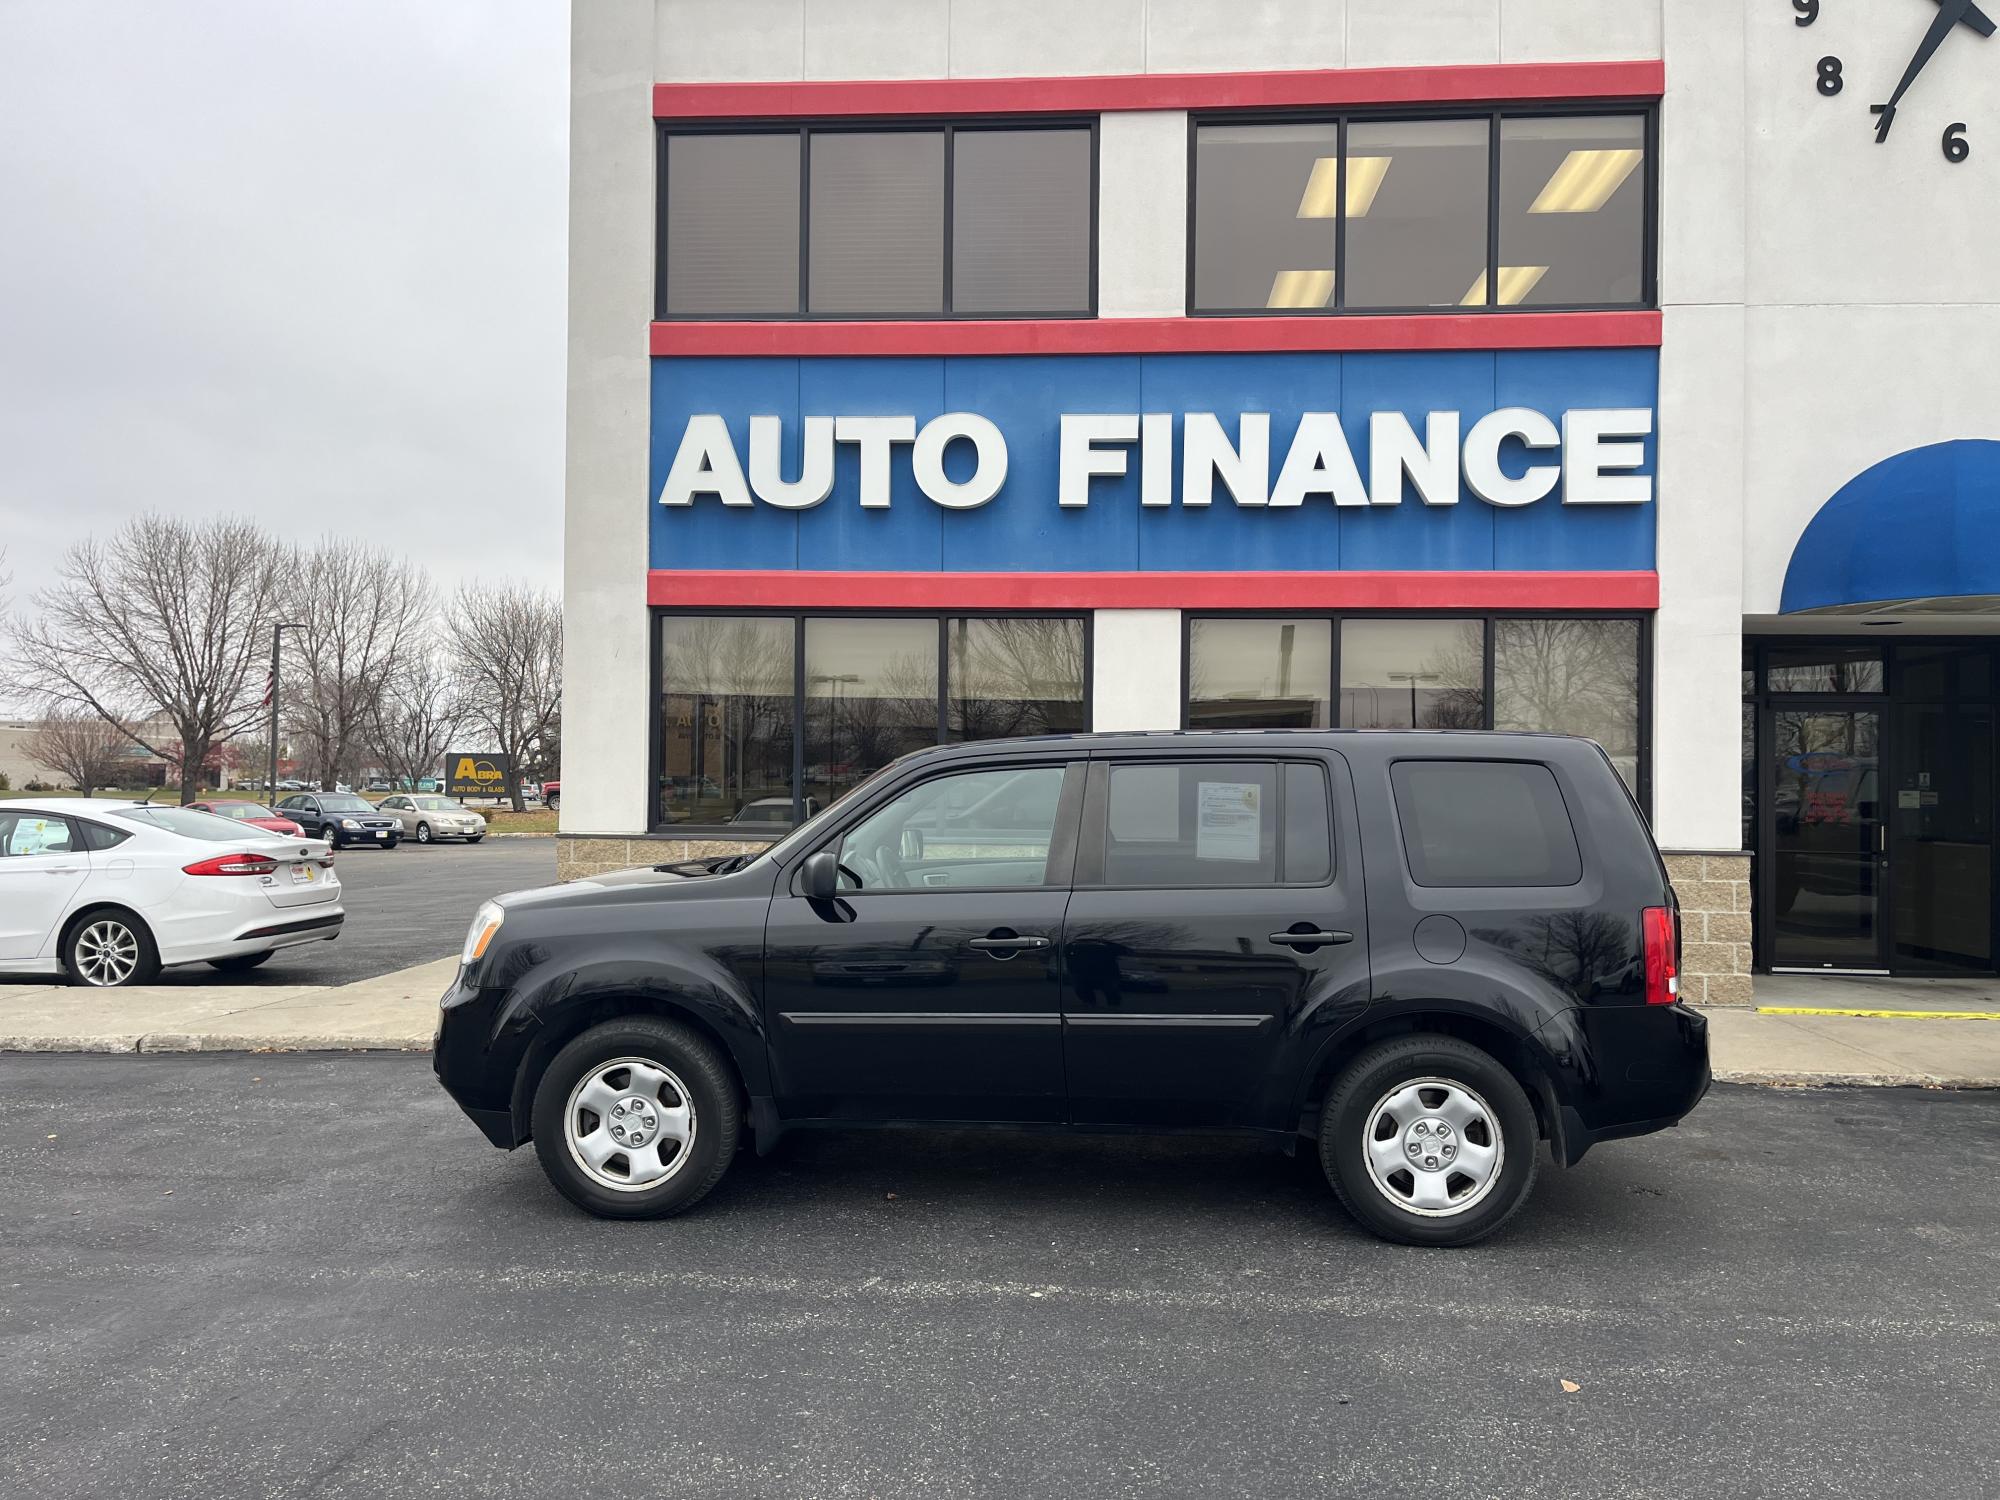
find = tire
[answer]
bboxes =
[466,835,484,845]
[545,792,559,813]
[1318,1034,1539,1248]
[385,837,401,849]
[531,1017,740,1220]
[416,822,432,844]
[208,949,275,973]
[63,908,162,988]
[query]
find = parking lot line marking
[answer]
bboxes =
[1756,1006,2000,1021]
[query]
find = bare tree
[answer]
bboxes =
[447,582,561,813]
[283,540,435,791]
[15,515,283,805]
[27,710,132,795]
[366,641,463,793]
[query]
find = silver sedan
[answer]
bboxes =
[374,794,487,844]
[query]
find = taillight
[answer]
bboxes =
[183,852,280,877]
[1642,905,1679,1005]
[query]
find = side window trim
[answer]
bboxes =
[1073,755,1338,891]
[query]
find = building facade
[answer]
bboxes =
[562,0,2000,996]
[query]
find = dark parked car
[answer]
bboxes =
[435,731,1707,1247]
[276,792,402,849]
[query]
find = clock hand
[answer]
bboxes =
[1874,0,1992,140]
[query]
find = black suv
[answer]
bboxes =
[435,732,1707,1247]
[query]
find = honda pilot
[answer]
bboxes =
[435,731,1708,1247]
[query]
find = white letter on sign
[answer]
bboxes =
[1369,411,1461,508]
[659,415,751,508]
[748,415,835,510]
[913,413,1007,509]
[1059,414,1139,508]
[834,416,918,509]
[1463,408,1561,508]
[1563,409,1653,504]
[1271,414,1368,508]
[1182,413,1270,508]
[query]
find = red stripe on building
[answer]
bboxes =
[647,570,1661,611]
[653,60,1664,120]
[651,311,1661,358]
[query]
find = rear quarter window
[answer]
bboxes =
[1389,759,1582,888]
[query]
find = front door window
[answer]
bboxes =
[1769,709,1883,969]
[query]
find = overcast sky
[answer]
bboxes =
[0,0,569,677]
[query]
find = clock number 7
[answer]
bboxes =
[1794,0,1819,25]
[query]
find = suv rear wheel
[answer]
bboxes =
[1318,1034,1539,1247]
[530,1017,739,1219]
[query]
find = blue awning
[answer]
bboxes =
[1783,440,2000,613]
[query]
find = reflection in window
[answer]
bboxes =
[1103,762,1280,887]
[1494,618,1642,794]
[1341,619,1486,728]
[1192,123,1340,312]
[1767,647,1885,693]
[1187,618,1333,729]
[948,618,1087,740]
[663,134,802,315]
[659,616,796,826]
[951,129,1093,314]
[806,618,940,808]
[1499,115,1645,307]
[838,766,1064,891]
[809,131,946,316]
[1345,118,1490,310]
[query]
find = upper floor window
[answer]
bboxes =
[659,123,1095,319]
[1190,109,1651,314]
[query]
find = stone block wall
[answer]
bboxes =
[557,834,774,882]
[1663,851,1754,1007]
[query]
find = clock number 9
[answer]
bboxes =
[1816,56,1844,95]
[1944,123,1970,163]
[1794,0,1819,25]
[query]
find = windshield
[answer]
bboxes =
[212,803,275,819]
[115,806,289,842]
[411,796,460,811]
[762,759,912,865]
[318,795,377,812]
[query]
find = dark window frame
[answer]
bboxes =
[1184,101,1659,317]
[650,607,1094,838]
[656,117,1101,321]
[1181,609,1653,817]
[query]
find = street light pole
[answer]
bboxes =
[266,622,304,798]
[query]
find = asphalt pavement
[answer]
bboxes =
[2,1056,1994,1499]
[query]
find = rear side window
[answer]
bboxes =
[1099,760,1334,888]
[76,821,132,851]
[1390,760,1582,888]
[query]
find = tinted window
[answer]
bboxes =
[1767,647,1885,694]
[660,615,796,826]
[838,766,1065,892]
[1498,115,1646,307]
[806,617,939,807]
[1187,618,1332,729]
[1345,118,1490,310]
[0,813,75,856]
[951,129,1092,314]
[77,820,131,851]
[809,131,945,315]
[1283,763,1333,883]
[1192,122,1339,312]
[947,617,1087,740]
[1342,619,1486,729]
[1494,618,1642,795]
[1103,762,1279,887]
[1390,760,1582,888]
[663,133,802,315]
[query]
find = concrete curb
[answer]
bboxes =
[0,1034,432,1053]
[1714,1068,1999,1090]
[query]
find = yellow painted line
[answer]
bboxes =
[1757,1006,2000,1021]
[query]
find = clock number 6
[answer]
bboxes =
[1817,56,1844,95]
[1945,123,1971,163]
[1794,0,1819,24]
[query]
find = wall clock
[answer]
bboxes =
[1795,0,1990,158]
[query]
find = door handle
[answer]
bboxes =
[1268,929,1354,951]
[967,934,1052,959]
[45,866,84,875]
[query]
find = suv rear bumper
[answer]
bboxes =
[1538,1002,1710,1166]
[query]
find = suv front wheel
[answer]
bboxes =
[530,1017,740,1219]
[1318,1034,1539,1248]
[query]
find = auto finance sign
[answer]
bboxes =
[650,349,1660,573]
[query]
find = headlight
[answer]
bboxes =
[461,900,505,968]
[339,817,360,829]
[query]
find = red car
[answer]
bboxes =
[188,800,306,837]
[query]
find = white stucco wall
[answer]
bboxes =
[1092,611,1185,731]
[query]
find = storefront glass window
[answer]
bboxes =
[662,134,802,316]
[947,618,1088,739]
[1191,123,1340,312]
[1498,116,1647,308]
[808,132,947,316]
[1494,618,1643,794]
[1341,619,1486,728]
[1187,618,1333,728]
[658,616,797,826]
[805,618,940,807]
[1766,647,1885,693]
[951,129,1093,315]
[1345,119,1491,310]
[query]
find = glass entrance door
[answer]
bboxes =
[1769,708,1885,969]
[1891,702,1994,970]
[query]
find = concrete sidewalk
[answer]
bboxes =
[1,960,1997,1086]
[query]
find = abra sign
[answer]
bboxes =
[444,752,513,799]
[660,406,1654,513]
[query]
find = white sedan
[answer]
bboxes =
[0,800,343,987]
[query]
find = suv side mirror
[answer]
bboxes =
[800,850,839,901]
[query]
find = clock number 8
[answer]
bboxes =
[1816,56,1843,96]
[1945,123,1970,163]
[1793,0,1819,24]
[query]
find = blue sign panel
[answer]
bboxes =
[650,349,1658,574]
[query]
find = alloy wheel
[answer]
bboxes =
[74,920,141,987]
[1361,1076,1505,1218]
[563,1057,697,1193]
